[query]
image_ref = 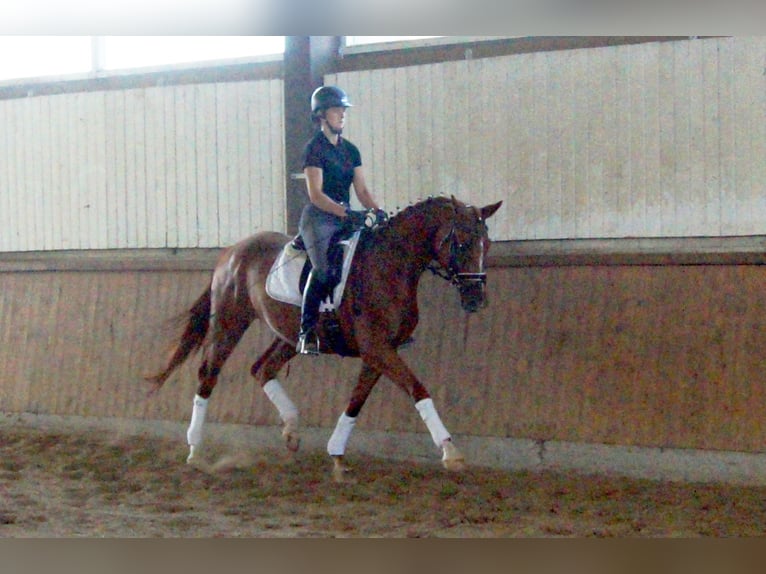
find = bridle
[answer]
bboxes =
[428,213,488,294]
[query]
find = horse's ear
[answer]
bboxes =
[481,201,503,220]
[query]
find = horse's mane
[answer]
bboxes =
[365,195,455,245]
[388,195,452,222]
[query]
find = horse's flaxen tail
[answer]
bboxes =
[145,286,212,395]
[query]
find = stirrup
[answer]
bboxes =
[297,331,320,355]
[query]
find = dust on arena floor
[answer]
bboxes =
[2,417,766,537]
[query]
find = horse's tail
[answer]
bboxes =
[145,286,212,395]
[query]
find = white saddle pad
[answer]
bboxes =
[265,231,361,311]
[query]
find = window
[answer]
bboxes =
[0,37,93,81]
[0,36,285,83]
[100,36,285,71]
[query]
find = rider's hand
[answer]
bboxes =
[344,208,368,230]
[373,209,389,226]
[346,207,388,230]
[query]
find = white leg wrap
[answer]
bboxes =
[187,394,208,447]
[327,412,357,456]
[263,379,299,423]
[415,398,451,448]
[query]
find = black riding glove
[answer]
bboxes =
[345,208,369,230]
[373,209,389,226]
[345,207,388,230]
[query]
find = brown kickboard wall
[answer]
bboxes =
[0,264,764,454]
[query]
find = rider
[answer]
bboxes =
[297,85,387,355]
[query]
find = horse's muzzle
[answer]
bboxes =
[456,273,487,313]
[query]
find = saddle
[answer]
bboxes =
[265,229,362,312]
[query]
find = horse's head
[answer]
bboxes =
[431,197,503,312]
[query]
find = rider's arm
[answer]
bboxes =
[351,166,381,211]
[304,166,350,218]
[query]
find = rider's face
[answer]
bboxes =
[323,106,347,134]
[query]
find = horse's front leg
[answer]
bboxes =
[327,362,382,483]
[360,345,465,471]
[415,397,465,471]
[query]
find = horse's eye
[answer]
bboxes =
[457,230,474,248]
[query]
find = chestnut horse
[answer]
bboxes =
[147,195,502,481]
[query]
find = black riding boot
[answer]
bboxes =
[297,271,325,355]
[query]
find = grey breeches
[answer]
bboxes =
[298,203,345,285]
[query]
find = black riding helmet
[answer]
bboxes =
[311,86,352,120]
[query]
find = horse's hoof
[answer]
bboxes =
[442,457,466,472]
[331,456,356,484]
[283,421,301,452]
[286,435,300,452]
[441,441,466,472]
[332,468,357,484]
[186,456,212,474]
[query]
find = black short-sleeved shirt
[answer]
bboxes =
[302,130,362,205]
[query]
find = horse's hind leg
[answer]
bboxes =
[327,362,382,482]
[186,314,252,466]
[251,337,300,451]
